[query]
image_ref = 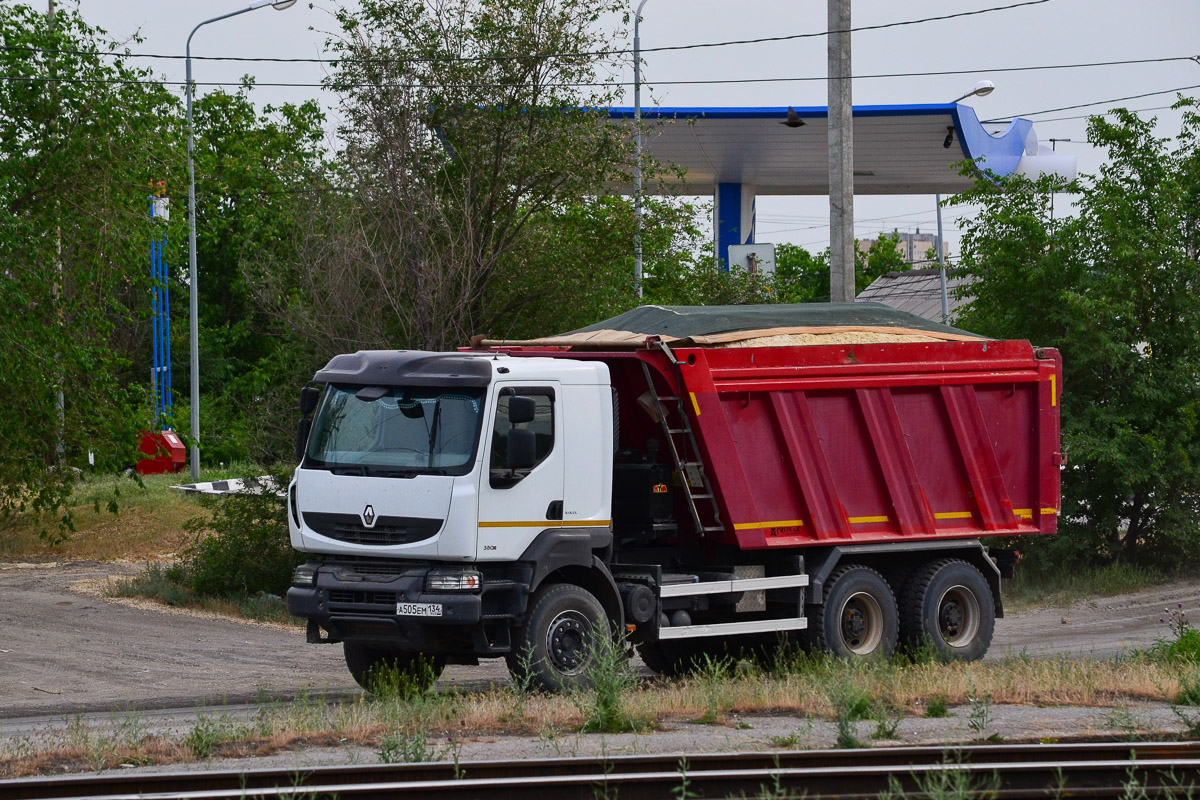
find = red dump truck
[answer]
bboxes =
[286,304,1061,691]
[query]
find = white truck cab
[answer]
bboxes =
[287,350,621,691]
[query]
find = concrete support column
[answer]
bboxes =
[714,182,756,269]
[827,0,855,302]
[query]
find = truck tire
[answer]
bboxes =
[507,584,611,693]
[637,640,708,678]
[812,565,898,661]
[899,559,994,661]
[342,642,445,693]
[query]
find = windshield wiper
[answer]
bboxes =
[329,465,366,476]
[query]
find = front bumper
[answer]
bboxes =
[286,561,526,655]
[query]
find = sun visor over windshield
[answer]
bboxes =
[313,351,493,387]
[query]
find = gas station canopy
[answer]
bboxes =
[605,102,1075,263]
[608,102,1073,195]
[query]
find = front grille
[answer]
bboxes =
[329,589,398,616]
[303,512,442,546]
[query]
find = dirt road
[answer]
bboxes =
[0,561,1192,720]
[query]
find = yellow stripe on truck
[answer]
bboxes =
[479,520,611,528]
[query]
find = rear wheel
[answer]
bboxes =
[507,584,611,693]
[811,565,898,661]
[342,642,445,693]
[899,559,994,661]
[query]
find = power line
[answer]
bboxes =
[2,1,1052,65]
[984,83,1200,122]
[6,60,1198,94]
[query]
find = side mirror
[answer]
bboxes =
[299,385,321,416]
[508,428,536,470]
[295,418,312,462]
[508,395,536,424]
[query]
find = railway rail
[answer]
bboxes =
[2,740,1197,800]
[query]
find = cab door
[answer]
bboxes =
[477,383,564,560]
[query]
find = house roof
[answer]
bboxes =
[856,268,974,323]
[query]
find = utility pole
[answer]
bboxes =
[827,0,855,303]
[936,194,948,324]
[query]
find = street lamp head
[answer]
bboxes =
[952,80,995,104]
[969,79,995,98]
[272,0,298,9]
[248,0,297,9]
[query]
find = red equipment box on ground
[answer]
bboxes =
[136,430,186,475]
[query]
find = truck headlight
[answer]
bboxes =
[426,571,481,592]
[293,564,318,587]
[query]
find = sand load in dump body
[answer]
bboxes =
[481,302,1062,552]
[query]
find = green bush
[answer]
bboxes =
[183,469,302,598]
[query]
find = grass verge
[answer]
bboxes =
[1,650,1193,778]
[0,472,211,562]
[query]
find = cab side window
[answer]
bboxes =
[490,391,554,479]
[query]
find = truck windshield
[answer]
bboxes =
[304,386,485,476]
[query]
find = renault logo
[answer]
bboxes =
[362,504,376,527]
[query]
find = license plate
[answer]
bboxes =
[396,602,442,617]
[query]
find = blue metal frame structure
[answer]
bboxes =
[150,191,173,426]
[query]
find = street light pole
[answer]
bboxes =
[185,0,297,480]
[935,80,996,326]
[632,0,650,300]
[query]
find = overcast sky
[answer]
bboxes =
[69,0,1200,256]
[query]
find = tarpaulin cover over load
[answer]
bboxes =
[479,302,985,349]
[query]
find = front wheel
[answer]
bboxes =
[811,565,898,661]
[342,642,445,693]
[507,584,611,693]
[899,559,995,661]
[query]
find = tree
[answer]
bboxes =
[951,99,1200,565]
[187,84,327,463]
[0,6,184,532]
[264,0,634,356]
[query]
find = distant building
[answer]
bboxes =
[856,268,973,324]
[858,229,947,266]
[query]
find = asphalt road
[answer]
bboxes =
[0,560,1190,722]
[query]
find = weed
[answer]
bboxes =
[1178,666,1200,706]
[966,688,1000,742]
[378,729,438,763]
[879,754,1001,800]
[870,698,905,740]
[691,653,735,724]
[506,644,537,722]
[1151,602,1200,663]
[766,718,813,749]
[672,756,698,800]
[1171,703,1200,738]
[575,636,647,734]
[368,656,440,701]
[185,713,244,759]
[1100,703,1148,741]
[828,680,870,749]
[925,694,951,718]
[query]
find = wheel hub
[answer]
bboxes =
[940,601,964,637]
[936,585,980,647]
[546,611,590,673]
[839,591,883,654]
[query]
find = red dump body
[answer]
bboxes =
[508,338,1061,552]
